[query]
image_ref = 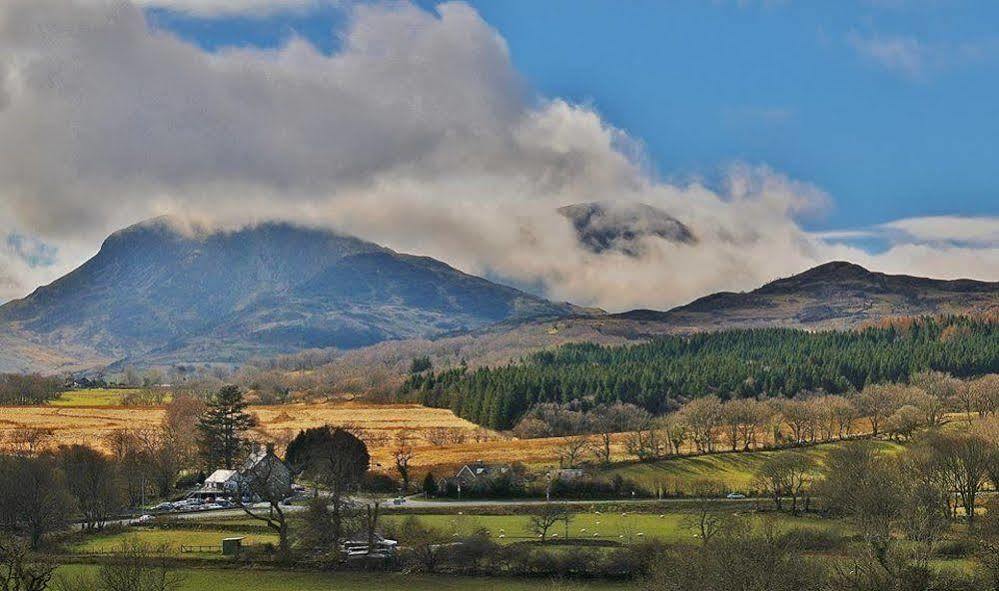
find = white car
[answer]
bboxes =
[726,493,747,499]
[130,514,154,526]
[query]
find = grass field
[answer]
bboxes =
[71,527,278,557]
[601,440,905,495]
[49,388,172,407]
[54,565,635,591]
[380,509,846,543]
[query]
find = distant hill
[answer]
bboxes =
[0,218,580,373]
[617,260,999,329]
[301,261,999,388]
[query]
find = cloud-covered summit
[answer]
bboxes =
[0,0,996,309]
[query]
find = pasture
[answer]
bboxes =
[48,388,171,407]
[600,439,905,495]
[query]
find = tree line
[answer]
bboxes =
[406,316,999,429]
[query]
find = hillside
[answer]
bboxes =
[621,260,999,329]
[0,218,579,372]
[291,261,999,391]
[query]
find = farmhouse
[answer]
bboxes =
[453,460,510,487]
[191,444,292,501]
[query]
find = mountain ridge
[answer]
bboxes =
[0,218,581,373]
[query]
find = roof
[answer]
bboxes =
[204,469,239,484]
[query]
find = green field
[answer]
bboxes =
[54,565,634,591]
[72,528,277,557]
[381,510,846,543]
[601,440,905,495]
[50,388,171,407]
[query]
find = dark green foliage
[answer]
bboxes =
[284,426,369,485]
[0,455,75,548]
[197,385,256,470]
[407,317,998,429]
[422,471,438,497]
[409,356,432,374]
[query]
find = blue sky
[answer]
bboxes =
[148,0,999,232]
[1,0,996,307]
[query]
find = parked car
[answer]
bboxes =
[726,492,746,499]
[151,502,173,512]
[130,514,154,526]
[392,497,406,506]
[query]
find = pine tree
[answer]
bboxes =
[197,385,256,469]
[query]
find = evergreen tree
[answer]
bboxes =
[197,385,256,469]
[423,471,439,498]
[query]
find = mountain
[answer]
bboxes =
[305,261,999,384]
[0,218,580,372]
[558,201,695,256]
[618,261,999,329]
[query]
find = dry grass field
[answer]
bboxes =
[0,401,502,455]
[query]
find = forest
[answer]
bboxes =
[407,317,999,429]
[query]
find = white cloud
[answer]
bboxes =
[107,0,324,17]
[848,31,999,79]
[848,32,927,77]
[881,215,999,246]
[0,0,995,311]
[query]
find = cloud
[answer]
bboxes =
[880,215,999,246]
[848,33,927,77]
[0,1,995,312]
[109,0,324,17]
[848,31,999,79]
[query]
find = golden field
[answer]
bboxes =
[0,401,496,453]
[0,397,620,472]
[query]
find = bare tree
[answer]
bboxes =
[1,429,53,457]
[235,447,293,559]
[556,435,591,468]
[528,503,570,543]
[855,384,901,438]
[921,431,991,526]
[680,396,722,453]
[56,445,124,533]
[393,431,415,492]
[685,480,727,546]
[970,375,999,419]
[590,403,648,464]
[754,452,814,515]
[0,535,55,591]
[658,413,688,456]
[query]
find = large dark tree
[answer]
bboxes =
[197,385,256,470]
[285,426,369,545]
[56,445,124,532]
[0,455,75,548]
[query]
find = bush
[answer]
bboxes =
[932,538,979,559]
[548,476,652,499]
[361,472,399,493]
[778,527,846,552]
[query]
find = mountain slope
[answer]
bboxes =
[299,261,999,387]
[0,218,579,371]
[619,261,999,329]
